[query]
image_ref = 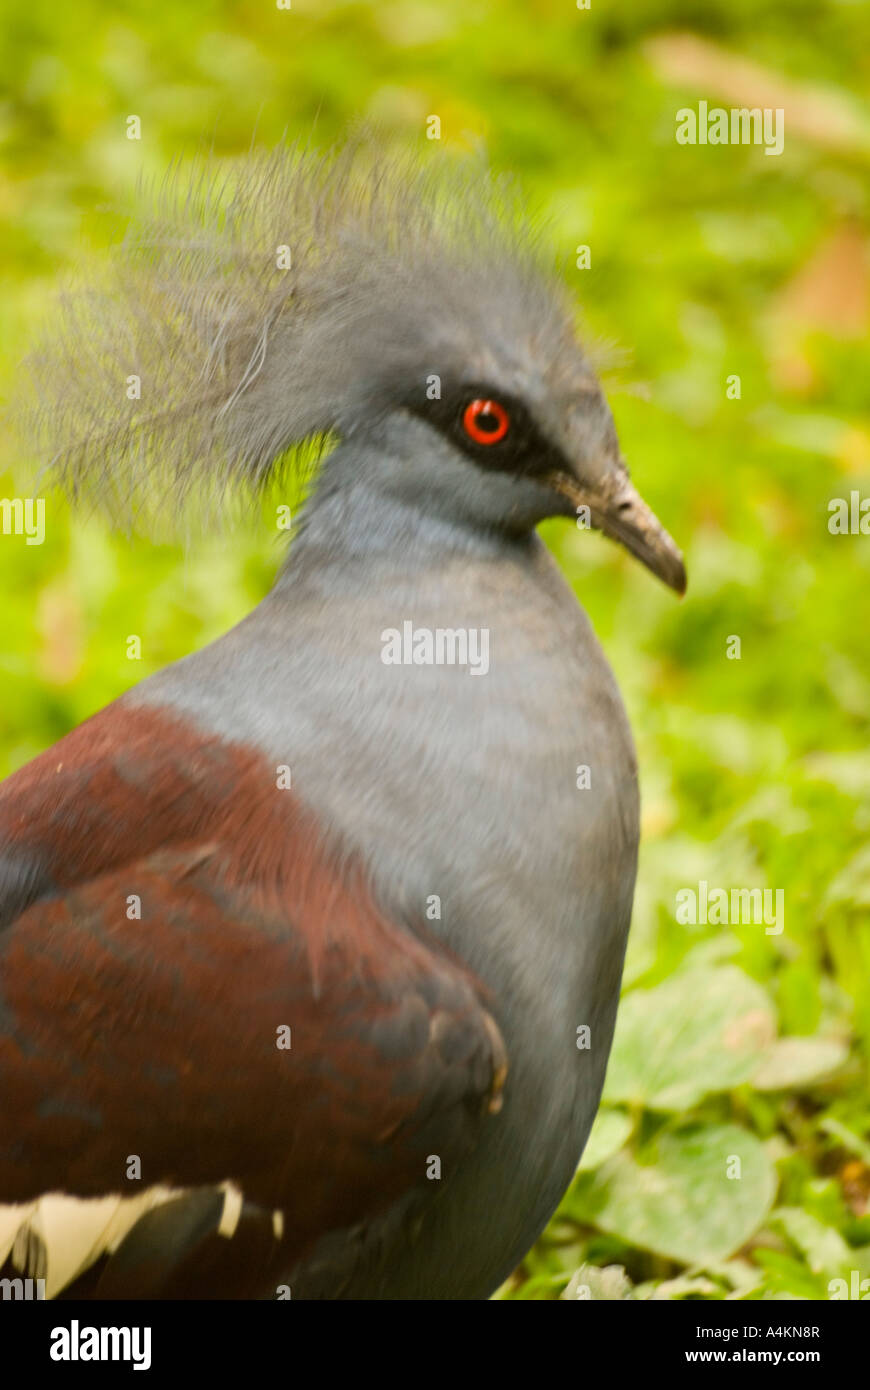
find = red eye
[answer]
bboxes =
[462,398,510,446]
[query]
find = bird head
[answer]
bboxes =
[385,358,685,593]
[22,137,685,593]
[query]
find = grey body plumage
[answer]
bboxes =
[132,443,638,1295]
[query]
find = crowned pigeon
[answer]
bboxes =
[0,143,685,1299]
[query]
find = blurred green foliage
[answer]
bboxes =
[1,0,869,1300]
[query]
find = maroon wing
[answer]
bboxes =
[0,700,506,1296]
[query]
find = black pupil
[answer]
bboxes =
[476,408,499,433]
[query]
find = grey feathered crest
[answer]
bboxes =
[21,133,577,527]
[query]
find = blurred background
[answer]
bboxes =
[1,0,869,1300]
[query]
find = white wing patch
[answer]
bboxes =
[0,1181,247,1298]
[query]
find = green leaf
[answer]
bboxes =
[772,1207,853,1277]
[644,1273,722,1300]
[561,1264,634,1301]
[804,751,870,800]
[605,967,776,1111]
[569,1124,777,1264]
[825,846,870,908]
[577,1109,634,1171]
[820,1118,870,1166]
[752,1037,848,1090]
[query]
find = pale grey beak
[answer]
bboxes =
[549,471,687,596]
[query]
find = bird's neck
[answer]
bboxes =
[276,439,530,594]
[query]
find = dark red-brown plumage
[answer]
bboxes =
[0,701,505,1296]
